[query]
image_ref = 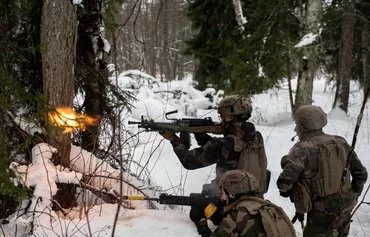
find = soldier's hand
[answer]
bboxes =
[180,131,191,149]
[279,189,292,198]
[209,204,224,225]
[291,212,304,224]
[189,206,205,223]
[159,131,177,140]
[296,212,304,222]
[195,133,211,146]
[243,122,256,138]
[280,155,288,168]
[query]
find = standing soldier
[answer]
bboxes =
[277,105,368,237]
[213,169,296,237]
[160,95,269,237]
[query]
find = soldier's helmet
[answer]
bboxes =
[294,105,327,130]
[219,170,259,196]
[217,95,252,120]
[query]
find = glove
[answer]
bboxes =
[189,205,205,223]
[179,131,191,149]
[280,190,293,198]
[194,133,211,146]
[292,212,304,224]
[243,122,257,139]
[209,205,224,225]
[280,155,288,169]
[159,131,177,140]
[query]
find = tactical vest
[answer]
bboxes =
[292,134,352,213]
[228,196,296,237]
[231,134,268,193]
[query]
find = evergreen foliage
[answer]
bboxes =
[185,0,301,95]
[321,0,370,87]
[321,3,342,77]
[185,0,239,90]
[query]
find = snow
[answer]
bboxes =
[294,30,321,48]
[2,72,370,237]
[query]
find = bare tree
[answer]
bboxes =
[112,0,193,81]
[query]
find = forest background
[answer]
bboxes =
[0,0,370,236]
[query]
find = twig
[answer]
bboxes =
[30,196,41,235]
[52,200,68,216]
[0,222,6,237]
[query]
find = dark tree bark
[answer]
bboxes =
[40,0,78,208]
[77,0,108,152]
[338,0,355,113]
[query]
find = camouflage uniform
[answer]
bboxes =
[170,124,267,196]
[213,170,296,237]
[162,95,268,236]
[277,105,368,237]
[211,199,267,237]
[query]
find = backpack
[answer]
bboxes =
[231,132,269,194]
[235,196,297,237]
[310,134,351,197]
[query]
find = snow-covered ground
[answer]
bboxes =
[2,72,370,237]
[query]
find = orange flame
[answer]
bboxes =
[48,107,97,133]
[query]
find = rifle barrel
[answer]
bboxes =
[122,195,160,202]
[128,121,139,125]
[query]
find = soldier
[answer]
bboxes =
[160,95,269,237]
[212,169,296,237]
[277,105,368,237]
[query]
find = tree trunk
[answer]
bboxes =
[232,0,247,32]
[294,0,322,110]
[162,0,170,81]
[40,0,77,208]
[338,0,355,113]
[363,25,370,87]
[77,0,107,152]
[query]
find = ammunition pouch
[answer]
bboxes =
[313,191,357,214]
[292,181,312,213]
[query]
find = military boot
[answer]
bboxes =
[196,219,212,237]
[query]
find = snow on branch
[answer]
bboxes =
[13,143,82,216]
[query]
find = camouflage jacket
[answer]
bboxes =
[211,199,266,237]
[169,122,267,184]
[211,196,296,237]
[277,130,368,198]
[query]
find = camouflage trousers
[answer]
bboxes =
[303,192,357,237]
[303,210,351,237]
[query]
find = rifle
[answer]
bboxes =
[123,193,220,219]
[128,110,225,134]
[341,84,370,188]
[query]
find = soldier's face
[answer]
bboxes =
[219,113,234,127]
[221,189,227,201]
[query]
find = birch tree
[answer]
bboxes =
[232,0,247,32]
[294,0,322,111]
